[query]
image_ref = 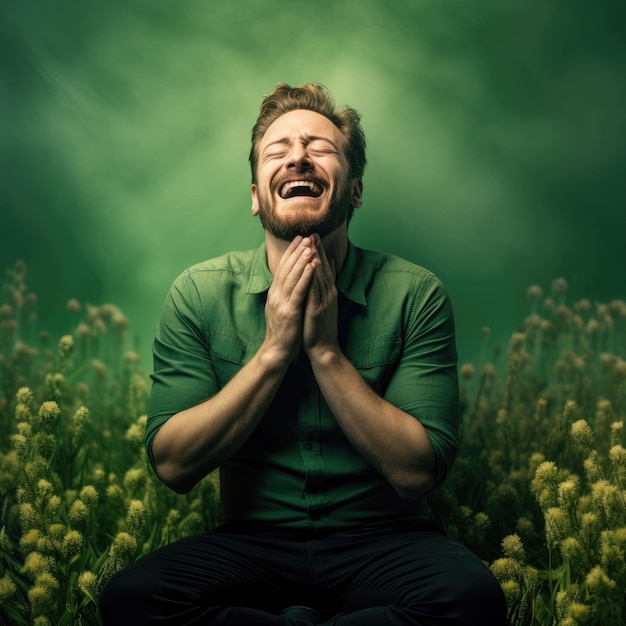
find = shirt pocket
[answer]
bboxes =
[344,335,402,393]
[209,332,261,388]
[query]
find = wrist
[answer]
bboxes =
[258,339,297,373]
[306,344,342,369]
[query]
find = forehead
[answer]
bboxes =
[260,109,345,149]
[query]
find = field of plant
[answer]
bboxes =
[0,260,625,625]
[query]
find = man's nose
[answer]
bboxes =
[287,144,312,171]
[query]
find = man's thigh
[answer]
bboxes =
[314,531,507,625]
[99,531,311,624]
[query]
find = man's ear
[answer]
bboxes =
[351,179,363,209]
[251,183,259,216]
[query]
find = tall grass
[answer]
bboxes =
[0,263,624,625]
[0,262,220,626]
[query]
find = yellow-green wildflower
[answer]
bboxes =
[68,498,88,527]
[490,557,522,583]
[71,405,90,445]
[558,477,580,510]
[28,578,58,616]
[16,421,32,438]
[600,529,626,577]
[586,565,616,592]
[102,532,138,579]
[0,575,17,601]
[14,402,31,422]
[545,507,569,547]
[124,467,147,494]
[474,512,489,531]
[19,502,37,532]
[178,511,204,538]
[16,386,34,406]
[91,466,106,484]
[501,534,525,563]
[563,400,580,422]
[533,461,559,486]
[62,529,83,560]
[79,484,99,506]
[610,421,624,447]
[19,528,41,553]
[583,452,604,483]
[591,480,624,521]
[580,512,601,547]
[44,372,65,399]
[58,334,74,358]
[500,579,522,605]
[36,479,54,500]
[560,537,583,563]
[37,401,60,429]
[21,551,50,580]
[45,495,61,518]
[571,419,593,448]
[105,482,125,509]
[78,570,98,600]
[10,432,28,459]
[126,500,147,539]
[125,414,147,446]
[609,444,626,487]
[567,603,591,623]
[47,523,65,543]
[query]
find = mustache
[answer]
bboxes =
[274,172,326,188]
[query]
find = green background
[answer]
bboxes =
[2,0,625,367]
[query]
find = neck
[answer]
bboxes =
[265,224,349,277]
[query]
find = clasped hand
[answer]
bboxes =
[264,234,338,363]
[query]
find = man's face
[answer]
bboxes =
[251,109,362,240]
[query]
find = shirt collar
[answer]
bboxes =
[246,242,273,294]
[337,240,367,305]
[246,239,367,306]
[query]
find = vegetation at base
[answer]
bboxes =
[1,261,625,625]
[0,261,220,626]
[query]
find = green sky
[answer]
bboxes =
[2,0,625,366]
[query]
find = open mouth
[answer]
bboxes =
[279,180,323,199]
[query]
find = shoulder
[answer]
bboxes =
[182,249,257,279]
[168,248,257,292]
[352,247,454,329]
[356,247,433,276]
[355,246,445,293]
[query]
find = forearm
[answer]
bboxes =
[152,343,290,494]
[310,349,437,500]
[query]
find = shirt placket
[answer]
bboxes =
[297,355,327,525]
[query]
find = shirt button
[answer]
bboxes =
[304,442,313,451]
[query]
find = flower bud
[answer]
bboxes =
[501,534,525,563]
[37,402,60,429]
[62,530,83,560]
[571,419,593,448]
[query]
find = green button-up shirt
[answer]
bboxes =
[146,241,459,534]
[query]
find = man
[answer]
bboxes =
[99,83,507,625]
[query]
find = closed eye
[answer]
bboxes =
[307,139,339,155]
[263,149,288,161]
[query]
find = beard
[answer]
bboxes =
[255,179,353,241]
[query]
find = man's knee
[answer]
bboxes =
[99,565,154,624]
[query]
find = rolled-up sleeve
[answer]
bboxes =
[383,274,459,490]
[145,271,219,470]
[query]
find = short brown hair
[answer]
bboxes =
[249,83,367,183]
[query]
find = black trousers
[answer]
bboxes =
[99,524,508,625]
